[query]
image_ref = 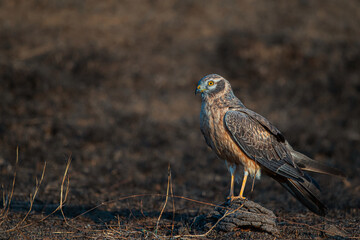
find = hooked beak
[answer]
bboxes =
[195,85,206,95]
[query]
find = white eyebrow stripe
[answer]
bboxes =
[206,78,221,83]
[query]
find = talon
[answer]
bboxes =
[226,194,233,203]
[230,195,246,202]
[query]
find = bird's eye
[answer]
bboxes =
[208,81,214,86]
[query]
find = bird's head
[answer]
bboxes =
[195,74,228,97]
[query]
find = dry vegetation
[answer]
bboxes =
[0,0,359,239]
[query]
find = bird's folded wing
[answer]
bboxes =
[224,110,303,180]
[233,108,285,142]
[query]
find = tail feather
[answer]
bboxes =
[278,177,327,216]
[286,142,345,177]
[291,151,345,177]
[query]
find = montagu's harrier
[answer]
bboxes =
[195,74,344,216]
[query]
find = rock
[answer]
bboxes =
[195,199,279,235]
[323,224,347,238]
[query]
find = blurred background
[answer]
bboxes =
[0,0,359,229]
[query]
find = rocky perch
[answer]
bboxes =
[195,199,279,235]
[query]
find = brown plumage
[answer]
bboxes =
[195,74,344,216]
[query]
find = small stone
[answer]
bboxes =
[323,224,347,238]
[178,226,190,235]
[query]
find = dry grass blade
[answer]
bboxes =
[155,163,172,235]
[170,165,175,237]
[32,155,72,225]
[0,150,74,234]
[59,155,72,224]
[0,147,19,225]
[1,159,47,232]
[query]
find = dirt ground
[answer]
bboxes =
[0,0,359,239]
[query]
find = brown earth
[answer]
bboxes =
[0,0,359,239]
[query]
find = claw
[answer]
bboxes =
[230,195,247,201]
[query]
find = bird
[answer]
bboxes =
[195,74,344,216]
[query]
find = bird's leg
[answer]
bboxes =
[225,161,236,201]
[238,171,248,199]
[227,173,235,200]
[229,170,248,201]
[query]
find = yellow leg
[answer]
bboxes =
[238,171,248,199]
[228,173,235,199]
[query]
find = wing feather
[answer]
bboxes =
[230,108,285,142]
[224,110,303,180]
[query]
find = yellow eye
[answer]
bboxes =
[208,81,214,86]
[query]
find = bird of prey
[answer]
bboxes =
[195,74,344,216]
